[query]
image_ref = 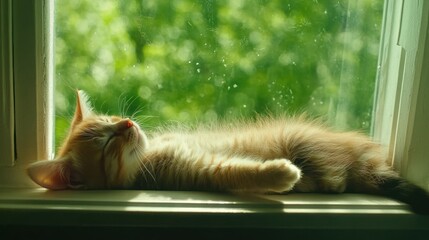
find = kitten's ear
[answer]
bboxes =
[26,157,73,190]
[71,90,93,127]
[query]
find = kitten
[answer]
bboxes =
[27,90,429,214]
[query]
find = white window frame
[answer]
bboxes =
[372,0,429,190]
[0,0,429,232]
[0,0,54,187]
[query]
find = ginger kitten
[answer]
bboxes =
[27,90,429,214]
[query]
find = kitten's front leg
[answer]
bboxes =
[208,157,301,193]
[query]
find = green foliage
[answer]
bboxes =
[55,0,384,146]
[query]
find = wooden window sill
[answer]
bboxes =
[1,188,428,238]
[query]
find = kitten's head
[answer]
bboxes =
[27,90,148,190]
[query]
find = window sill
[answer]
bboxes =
[1,188,429,236]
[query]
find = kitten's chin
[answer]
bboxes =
[121,123,148,179]
[137,129,149,150]
[131,122,149,151]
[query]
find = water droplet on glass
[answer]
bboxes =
[197,68,201,73]
[233,84,238,88]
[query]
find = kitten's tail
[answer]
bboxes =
[377,175,429,214]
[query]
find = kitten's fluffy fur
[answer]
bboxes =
[27,90,429,214]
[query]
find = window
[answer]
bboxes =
[1,0,429,232]
[52,0,429,191]
[54,0,383,147]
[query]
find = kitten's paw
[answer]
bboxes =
[259,159,301,193]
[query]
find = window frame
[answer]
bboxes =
[372,0,429,189]
[0,0,429,230]
[0,0,54,187]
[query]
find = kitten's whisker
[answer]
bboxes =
[124,96,139,118]
[133,148,149,185]
[143,164,158,188]
[143,154,157,180]
[142,158,158,187]
[118,92,128,118]
[122,97,131,117]
[137,163,149,185]
[123,96,132,118]
[134,115,157,126]
[118,94,130,118]
[134,149,158,188]
[130,108,144,119]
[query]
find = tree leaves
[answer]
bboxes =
[55,0,383,145]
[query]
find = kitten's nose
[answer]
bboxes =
[116,119,133,131]
[126,119,133,128]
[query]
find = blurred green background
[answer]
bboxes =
[55,0,384,147]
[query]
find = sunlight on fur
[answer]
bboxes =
[27,90,429,214]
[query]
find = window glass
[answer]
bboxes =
[55,0,384,145]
